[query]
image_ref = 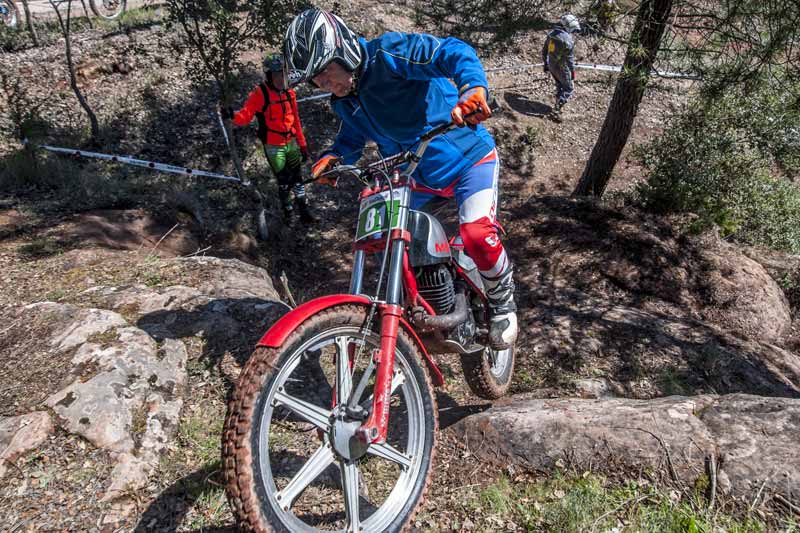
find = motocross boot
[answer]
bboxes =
[295,195,316,224]
[481,263,518,350]
[550,99,565,123]
[278,184,294,221]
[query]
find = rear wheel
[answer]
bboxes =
[89,0,125,20]
[223,305,438,532]
[460,343,515,400]
[1,0,19,28]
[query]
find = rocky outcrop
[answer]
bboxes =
[696,239,792,342]
[0,412,54,478]
[520,198,793,342]
[453,394,800,501]
[523,289,800,399]
[1,255,288,513]
[14,302,189,500]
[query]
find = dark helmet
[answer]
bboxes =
[263,53,283,77]
[282,8,362,87]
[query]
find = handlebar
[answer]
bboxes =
[305,98,501,186]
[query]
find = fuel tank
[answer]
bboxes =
[407,210,451,267]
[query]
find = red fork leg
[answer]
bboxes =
[358,303,402,444]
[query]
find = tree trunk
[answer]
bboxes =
[218,86,247,184]
[573,0,674,197]
[19,0,39,46]
[224,118,246,183]
[51,0,100,143]
[79,0,93,28]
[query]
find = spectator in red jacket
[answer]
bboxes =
[224,54,313,223]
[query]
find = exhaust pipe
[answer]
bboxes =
[416,291,468,331]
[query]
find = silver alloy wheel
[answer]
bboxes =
[256,326,428,531]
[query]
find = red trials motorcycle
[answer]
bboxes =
[223,107,515,532]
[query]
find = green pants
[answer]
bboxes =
[264,140,306,209]
[264,140,302,186]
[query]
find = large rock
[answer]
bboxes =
[11,302,189,500]
[696,239,792,342]
[1,255,288,516]
[453,394,800,501]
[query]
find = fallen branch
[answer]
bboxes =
[181,245,212,258]
[706,454,717,510]
[774,493,800,516]
[590,494,655,532]
[279,270,297,309]
[749,478,769,514]
[149,223,179,256]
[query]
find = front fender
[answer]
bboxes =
[257,294,444,387]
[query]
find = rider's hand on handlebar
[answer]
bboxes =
[312,154,341,186]
[451,87,491,127]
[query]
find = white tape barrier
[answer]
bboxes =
[25,140,243,183]
[575,62,699,79]
[296,62,696,103]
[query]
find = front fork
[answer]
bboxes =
[348,238,408,444]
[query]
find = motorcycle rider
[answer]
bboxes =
[223,54,314,223]
[543,14,581,120]
[282,8,517,349]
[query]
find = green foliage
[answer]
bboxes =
[779,267,800,311]
[165,0,301,106]
[636,80,800,253]
[466,473,775,532]
[410,0,555,54]
[0,21,30,52]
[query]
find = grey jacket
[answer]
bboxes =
[542,27,575,74]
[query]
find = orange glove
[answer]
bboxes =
[311,154,341,186]
[451,87,491,126]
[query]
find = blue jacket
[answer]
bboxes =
[325,33,495,190]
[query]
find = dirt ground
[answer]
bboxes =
[1,2,796,531]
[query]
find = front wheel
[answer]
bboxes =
[460,343,515,400]
[89,0,125,20]
[223,305,438,532]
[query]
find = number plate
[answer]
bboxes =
[355,188,405,241]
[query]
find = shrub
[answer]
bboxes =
[636,81,800,253]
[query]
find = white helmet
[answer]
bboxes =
[560,13,581,33]
[283,8,363,87]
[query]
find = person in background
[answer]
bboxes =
[542,14,581,121]
[281,8,518,350]
[222,54,314,223]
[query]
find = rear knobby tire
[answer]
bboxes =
[460,344,515,400]
[222,305,438,532]
[88,0,125,19]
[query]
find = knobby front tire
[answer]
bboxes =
[222,305,438,532]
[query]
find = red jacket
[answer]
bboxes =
[233,81,308,149]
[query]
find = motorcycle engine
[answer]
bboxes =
[416,265,455,315]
